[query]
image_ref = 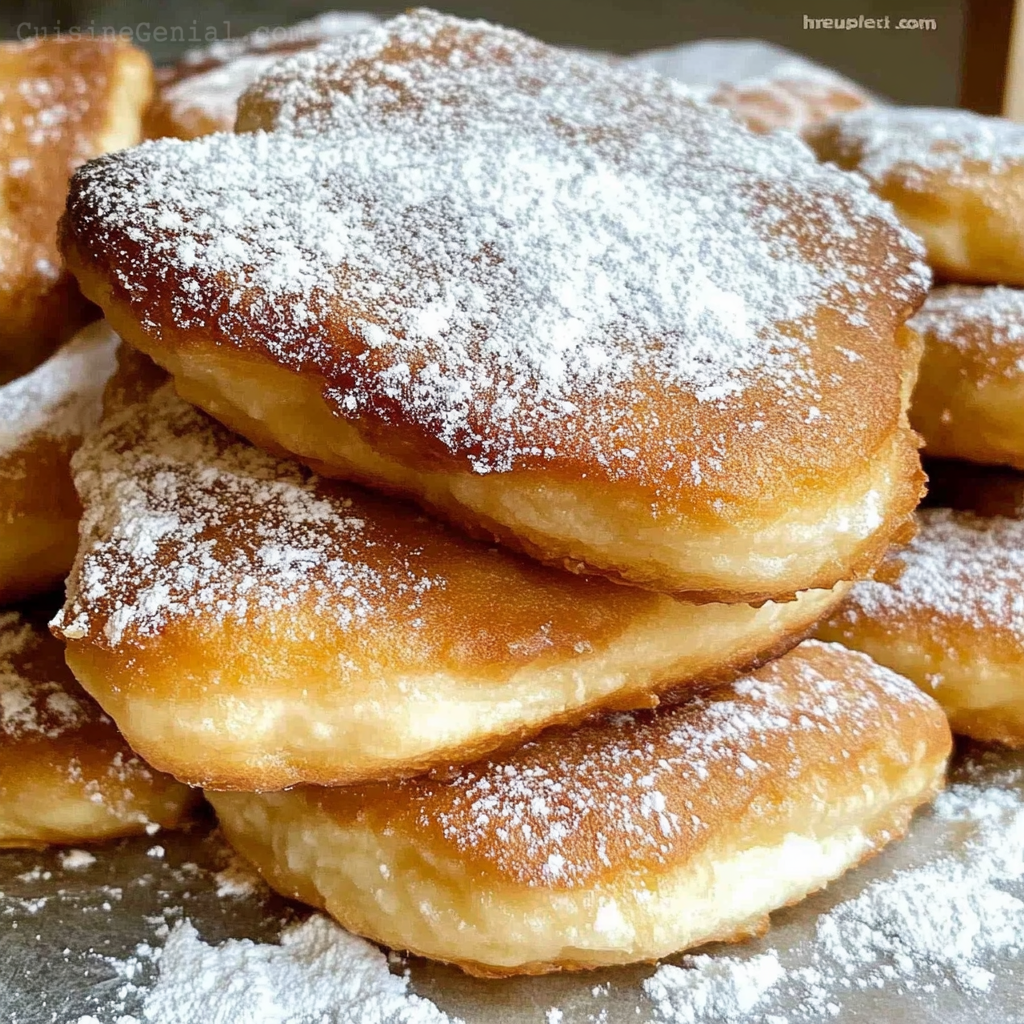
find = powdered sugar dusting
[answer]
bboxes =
[52,381,445,648]
[835,509,1024,640]
[0,320,118,462]
[644,952,785,1023]
[135,915,455,1023]
[414,641,936,886]
[909,284,1024,374]
[68,10,927,475]
[0,610,89,739]
[817,106,1024,186]
[158,12,379,135]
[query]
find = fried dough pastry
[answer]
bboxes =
[0,320,118,605]
[209,641,950,975]
[144,12,378,140]
[0,35,151,382]
[0,608,197,847]
[628,40,872,134]
[53,358,849,790]
[807,107,1024,285]
[818,508,1024,745]
[908,286,1024,469]
[60,11,929,603]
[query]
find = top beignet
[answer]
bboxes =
[61,10,928,600]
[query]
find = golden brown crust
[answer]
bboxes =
[209,641,950,973]
[0,322,119,605]
[0,36,151,381]
[0,607,198,847]
[55,358,850,789]
[908,286,1024,469]
[807,108,1024,285]
[817,507,1024,745]
[60,11,928,601]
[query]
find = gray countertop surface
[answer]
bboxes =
[2,742,1023,1024]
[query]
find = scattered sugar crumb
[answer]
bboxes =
[213,852,264,898]
[136,915,456,1023]
[60,849,97,870]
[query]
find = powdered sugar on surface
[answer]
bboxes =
[0,320,117,463]
[412,641,938,886]
[68,10,927,476]
[818,106,1024,186]
[143,916,455,1024]
[834,508,1024,640]
[101,915,456,1024]
[52,382,445,648]
[644,952,785,1023]
[643,762,1024,1022]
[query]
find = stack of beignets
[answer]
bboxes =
[0,37,198,849]
[808,107,1024,741]
[53,354,849,790]
[44,10,953,975]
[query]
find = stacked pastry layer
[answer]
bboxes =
[807,107,1024,743]
[0,36,197,846]
[34,8,959,976]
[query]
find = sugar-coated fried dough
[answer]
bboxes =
[144,12,378,140]
[818,508,1024,745]
[0,36,151,381]
[209,641,950,975]
[627,40,872,134]
[0,608,197,847]
[53,354,848,790]
[807,108,1024,286]
[61,10,928,602]
[909,285,1024,469]
[0,321,118,605]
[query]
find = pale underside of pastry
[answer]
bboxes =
[55,357,850,790]
[209,641,950,975]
